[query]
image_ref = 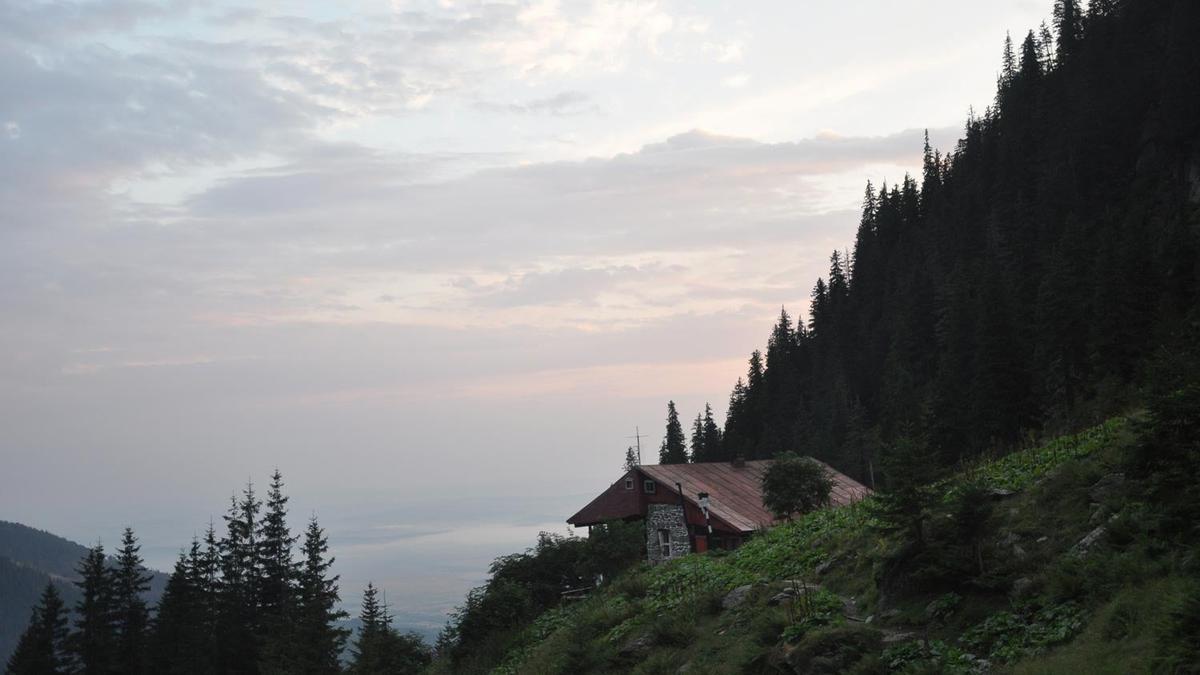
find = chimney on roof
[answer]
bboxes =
[732,454,745,468]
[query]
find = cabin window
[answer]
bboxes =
[657,529,671,558]
[643,480,656,494]
[625,477,633,490]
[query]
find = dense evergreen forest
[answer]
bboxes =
[662,0,1200,485]
[4,472,431,675]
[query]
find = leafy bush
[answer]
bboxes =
[881,640,979,674]
[961,602,1085,663]
[781,587,846,642]
[649,612,697,647]
[787,624,883,674]
[1155,579,1200,674]
[926,592,963,624]
[761,454,834,519]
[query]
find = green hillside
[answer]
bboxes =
[434,412,1197,673]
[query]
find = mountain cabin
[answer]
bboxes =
[567,458,871,564]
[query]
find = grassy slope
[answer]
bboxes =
[477,416,1190,674]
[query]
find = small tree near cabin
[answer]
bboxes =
[761,454,834,519]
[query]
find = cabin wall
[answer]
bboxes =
[644,503,689,564]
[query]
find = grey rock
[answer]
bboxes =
[1036,535,1049,543]
[997,530,1020,547]
[768,591,794,606]
[619,633,653,657]
[722,584,754,610]
[987,487,1016,499]
[1011,577,1035,599]
[881,630,917,644]
[1013,543,1028,560]
[881,609,902,620]
[815,557,836,575]
[1071,525,1108,556]
[1089,473,1126,503]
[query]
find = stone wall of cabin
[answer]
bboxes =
[645,503,689,564]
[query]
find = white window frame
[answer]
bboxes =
[657,528,671,558]
[644,479,656,494]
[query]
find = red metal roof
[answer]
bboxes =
[568,458,871,534]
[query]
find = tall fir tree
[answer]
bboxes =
[112,528,151,675]
[217,485,262,674]
[149,551,205,675]
[689,412,706,462]
[658,401,688,464]
[289,517,349,675]
[5,584,70,675]
[350,584,428,675]
[622,446,639,472]
[70,544,116,675]
[257,471,297,617]
[701,404,723,462]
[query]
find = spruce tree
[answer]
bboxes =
[701,404,722,462]
[1001,32,1016,84]
[1053,0,1083,59]
[350,584,428,675]
[871,434,938,548]
[350,583,388,673]
[217,486,262,674]
[257,471,297,617]
[290,517,349,675]
[112,528,151,675]
[70,544,116,675]
[622,446,638,472]
[658,401,688,464]
[5,583,70,675]
[689,412,706,462]
[149,552,202,675]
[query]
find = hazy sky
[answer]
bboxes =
[1,0,1051,633]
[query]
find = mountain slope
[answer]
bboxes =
[481,417,1188,674]
[0,521,167,666]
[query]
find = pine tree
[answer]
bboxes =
[871,434,938,547]
[622,446,638,472]
[289,517,349,675]
[217,485,262,674]
[149,551,203,675]
[658,401,688,464]
[1053,0,1083,59]
[5,583,70,675]
[1001,32,1016,84]
[112,528,151,675]
[689,412,706,462]
[350,583,388,673]
[1037,21,1055,70]
[701,404,722,462]
[70,544,116,675]
[350,584,428,675]
[256,470,298,643]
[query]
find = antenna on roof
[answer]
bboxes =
[626,426,646,465]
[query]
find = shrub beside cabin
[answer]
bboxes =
[568,459,870,564]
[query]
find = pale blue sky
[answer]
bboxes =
[1,0,1051,631]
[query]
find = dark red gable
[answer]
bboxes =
[567,459,871,536]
